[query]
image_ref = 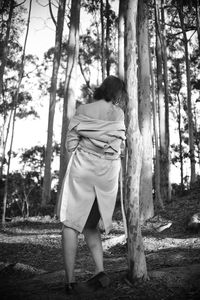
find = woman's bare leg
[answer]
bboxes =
[83,227,104,274]
[62,226,78,283]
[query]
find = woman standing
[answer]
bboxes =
[57,75,127,294]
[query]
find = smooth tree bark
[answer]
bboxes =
[154,5,165,208]
[174,59,184,190]
[160,0,171,201]
[0,0,14,98]
[150,42,164,210]
[196,0,200,51]
[0,109,13,177]
[155,0,171,203]
[194,108,200,169]
[42,0,66,207]
[118,0,127,236]
[105,0,110,76]
[100,0,105,81]
[118,0,126,80]
[2,0,32,224]
[177,0,196,185]
[177,93,184,189]
[124,0,148,281]
[138,0,154,223]
[58,0,80,199]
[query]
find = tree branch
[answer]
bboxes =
[48,0,56,26]
[14,0,26,8]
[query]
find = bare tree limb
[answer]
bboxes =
[14,0,26,8]
[49,0,56,26]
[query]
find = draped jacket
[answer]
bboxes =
[66,110,126,157]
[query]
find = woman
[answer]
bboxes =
[57,75,127,294]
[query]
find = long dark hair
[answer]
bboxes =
[93,76,127,107]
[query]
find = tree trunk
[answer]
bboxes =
[26,199,30,218]
[118,0,126,80]
[161,0,171,201]
[106,0,110,76]
[155,0,170,203]
[124,0,148,281]
[118,0,127,233]
[0,109,13,177]
[150,45,164,210]
[2,0,32,224]
[196,0,200,51]
[138,0,154,223]
[78,55,91,91]
[177,94,184,190]
[100,0,105,81]
[2,107,16,224]
[177,1,196,185]
[58,0,80,200]
[42,0,66,207]
[0,0,14,98]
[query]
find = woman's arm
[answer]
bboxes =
[65,105,83,153]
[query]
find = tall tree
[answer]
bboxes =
[161,0,171,201]
[0,109,13,177]
[177,93,184,189]
[171,58,184,191]
[150,42,164,210]
[42,0,66,207]
[58,0,80,199]
[138,0,154,223]
[2,0,32,224]
[124,0,148,281]
[100,0,105,80]
[155,0,171,202]
[0,0,14,99]
[105,0,110,76]
[177,0,196,184]
[118,0,126,80]
[196,0,200,50]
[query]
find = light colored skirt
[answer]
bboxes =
[57,148,121,234]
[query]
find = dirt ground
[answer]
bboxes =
[0,191,200,299]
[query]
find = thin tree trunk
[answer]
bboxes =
[2,105,16,223]
[58,0,80,202]
[94,13,101,85]
[118,0,126,80]
[118,0,127,232]
[100,0,105,81]
[177,1,196,184]
[138,0,154,223]
[177,94,184,190]
[196,0,200,51]
[150,46,164,210]
[124,0,148,281]
[155,0,170,203]
[0,109,13,177]
[2,0,32,224]
[105,0,110,76]
[161,0,171,201]
[78,54,92,94]
[26,198,30,218]
[42,0,66,207]
[149,13,164,210]
[0,0,14,97]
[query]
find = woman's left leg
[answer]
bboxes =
[62,226,78,283]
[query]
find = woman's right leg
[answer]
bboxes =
[62,226,78,283]
[83,227,104,275]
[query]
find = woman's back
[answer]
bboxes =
[77,99,124,122]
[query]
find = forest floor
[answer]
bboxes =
[0,190,200,300]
